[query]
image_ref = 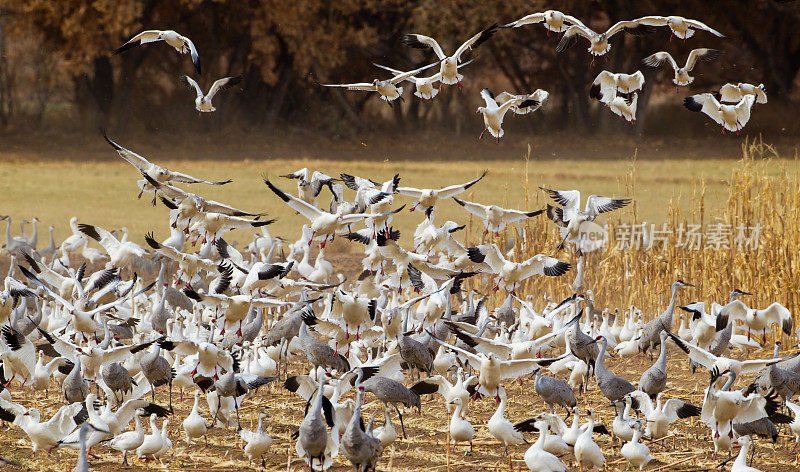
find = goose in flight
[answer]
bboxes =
[264,178,404,246]
[502,10,585,33]
[557,20,653,56]
[103,132,231,192]
[371,59,473,100]
[78,223,148,269]
[115,30,201,74]
[589,71,644,104]
[606,93,638,124]
[716,300,792,343]
[476,88,538,142]
[179,75,241,112]
[400,24,499,88]
[495,89,549,115]
[683,93,755,133]
[452,197,543,234]
[319,62,439,103]
[540,188,630,252]
[643,49,723,87]
[635,15,724,39]
[719,83,768,104]
[280,168,339,206]
[466,243,570,293]
[396,170,486,216]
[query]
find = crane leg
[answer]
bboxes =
[393,404,407,439]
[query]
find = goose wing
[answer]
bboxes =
[207,76,242,100]
[400,34,446,60]
[437,170,487,199]
[263,178,323,221]
[179,75,203,99]
[452,24,499,62]
[584,195,631,218]
[685,48,723,71]
[643,52,678,71]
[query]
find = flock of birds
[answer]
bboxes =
[0,7,794,472]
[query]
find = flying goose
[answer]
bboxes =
[400,24,499,88]
[502,10,585,33]
[396,170,485,216]
[540,187,630,252]
[104,132,232,191]
[466,243,570,293]
[453,197,543,234]
[635,15,724,39]
[179,75,242,112]
[683,93,755,133]
[495,89,550,114]
[116,30,201,74]
[320,61,439,103]
[476,88,538,142]
[557,20,653,56]
[643,49,723,87]
[372,60,473,100]
[606,93,639,124]
[589,71,644,104]
[719,83,767,104]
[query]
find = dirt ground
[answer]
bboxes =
[0,341,797,472]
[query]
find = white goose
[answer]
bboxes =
[606,93,638,124]
[240,411,273,467]
[635,15,724,39]
[109,412,145,465]
[397,171,486,216]
[372,60,473,100]
[448,397,474,453]
[400,24,499,88]
[522,420,568,472]
[557,20,651,56]
[464,243,570,293]
[452,197,543,234]
[589,70,645,103]
[683,93,755,133]
[574,411,605,470]
[720,83,767,105]
[182,391,208,446]
[502,10,585,33]
[717,299,792,343]
[476,88,538,142]
[116,30,201,74]
[320,62,439,103]
[496,89,550,115]
[180,75,241,112]
[620,421,654,471]
[643,49,723,87]
[488,386,525,454]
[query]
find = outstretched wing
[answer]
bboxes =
[179,75,203,99]
[207,76,242,100]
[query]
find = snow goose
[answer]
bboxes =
[110,412,144,465]
[488,386,525,454]
[522,420,568,472]
[720,83,767,104]
[372,60,473,100]
[182,390,208,446]
[635,15,724,39]
[240,410,273,467]
[716,299,792,343]
[731,435,762,472]
[448,396,475,453]
[371,409,398,448]
[410,370,474,415]
[5,402,87,452]
[574,410,605,470]
[60,216,88,255]
[320,61,439,103]
[104,132,231,192]
[589,70,644,103]
[264,178,404,246]
[396,170,485,217]
[606,93,639,124]
[116,30,201,74]
[187,212,276,245]
[502,10,585,33]
[785,400,800,450]
[135,413,164,461]
[496,89,550,114]
[476,88,538,142]
[464,243,570,293]
[540,187,630,253]
[683,93,755,133]
[557,20,653,56]
[620,421,654,471]
[281,168,339,206]
[179,75,241,112]
[78,223,147,268]
[643,49,723,87]
[453,197,543,234]
[400,24,499,88]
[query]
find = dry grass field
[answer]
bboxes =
[1,136,799,471]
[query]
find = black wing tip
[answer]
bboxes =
[263,178,291,203]
[683,96,703,112]
[144,232,160,249]
[544,261,571,277]
[466,246,485,264]
[77,223,101,242]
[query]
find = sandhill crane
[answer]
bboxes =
[342,386,383,470]
[362,376,420,439]
[588,336,635,402]
[638,280,693,356]
[116,30,201,74]
[638,330,670,399]
[533,368,577,414]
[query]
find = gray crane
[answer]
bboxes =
[101,362,136,405]
[341,386,383,472]
[75,422,109,472]
[638,330,669,399]
[299,310,350,373]
[362,376,421,439]
[744,342,800,402]
[240,306,264,344]
[567,304,598,393]
[63,359,89,404]
[139,341,175,409]
[639,280,693,357]
[533,368,577,414]
[298,374,334,471]
[589,336,635,402]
